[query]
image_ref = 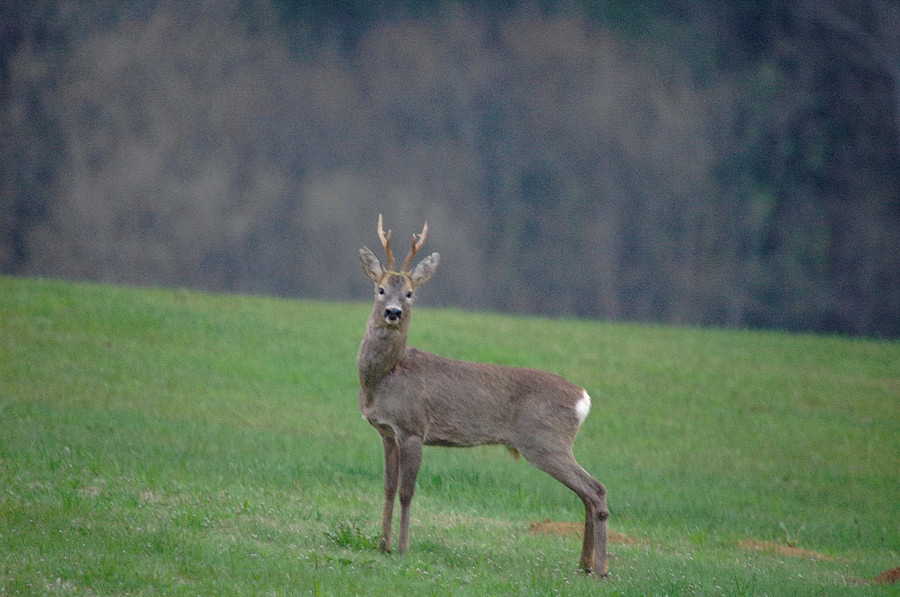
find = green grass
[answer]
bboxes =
[1,275,898,595]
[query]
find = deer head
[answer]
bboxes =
[359,215,439,329]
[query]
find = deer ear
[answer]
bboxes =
[359,247,384,282]
[410,252,439,287]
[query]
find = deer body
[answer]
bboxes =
[361,346,589,450]
[357,216,609,576]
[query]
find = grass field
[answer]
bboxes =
[1,275,898,595]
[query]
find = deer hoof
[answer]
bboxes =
[580,566,610,579]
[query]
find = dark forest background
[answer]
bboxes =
[2,0,898,336]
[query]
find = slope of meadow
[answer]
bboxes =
[1,276,897,595]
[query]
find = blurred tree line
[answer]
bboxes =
[1,0,898,336]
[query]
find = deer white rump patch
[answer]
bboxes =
[575,390,591,425]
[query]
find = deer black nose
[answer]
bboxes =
[385,308,402,321]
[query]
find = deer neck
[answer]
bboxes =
[358,308,410,392]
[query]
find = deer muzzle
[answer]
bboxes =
[384,307,402,323]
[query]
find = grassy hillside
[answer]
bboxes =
[1,276,897,595]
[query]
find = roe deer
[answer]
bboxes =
[357,215,609,576]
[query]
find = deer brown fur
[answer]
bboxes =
[357,216,609,576]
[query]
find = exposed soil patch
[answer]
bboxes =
[859,567,900,585]
[739,539,835,561]
[529,519,638,545]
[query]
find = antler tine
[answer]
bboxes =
[401,221,428,272]
[377,214,395,270]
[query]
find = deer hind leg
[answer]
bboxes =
[379,434,400,552]
[396,433,423,555]
[519,447,609,576]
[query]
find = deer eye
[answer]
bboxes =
[406,291,413,299]
[378,288,385,295]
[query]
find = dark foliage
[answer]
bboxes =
[2,0,897,336]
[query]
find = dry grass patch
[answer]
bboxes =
[857,567,900,585]
[528,519,639,545]
[739,539,835,561]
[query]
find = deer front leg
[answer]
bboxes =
[379,434,400,552]
[396,433,423,555]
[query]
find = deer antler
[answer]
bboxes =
[401,221,428,272]
[377,214,395,271]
